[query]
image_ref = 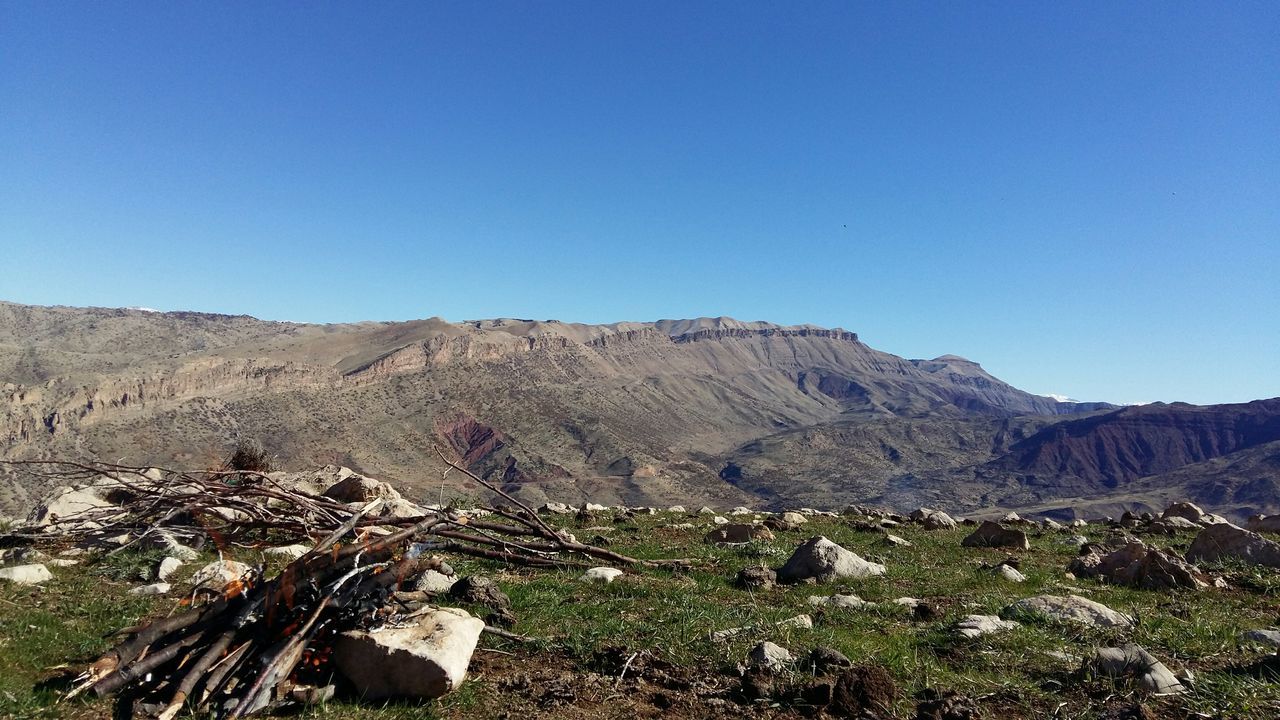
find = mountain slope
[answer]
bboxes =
[0,301,1108,514]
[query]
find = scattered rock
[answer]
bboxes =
[1062,534,1090,546]
[448,575,510,610]
[322,474,402,503]
[189,560,253,592]
[780,511,807,526]
[962,521,1029,549]
[0,563,53,585]
[808,594,875,610]
[28,485,115,526]
[712,516,730,525]
[130,582,171,596]
[807,646,853,675]
[537,502,576,516]
[883,534,913,547]
[414,569,456,595]
[264,544,310,561]
[777,614,813,630]
[1186,523,1280,568]
[1246,515,1280,533]
[1070,541,1217,590]
[580,567,623,584]
[1242,629,1280,648]
[46,558,79,567]
[334,606,485,700]
[747,641,792,672]
[735,566,776,591]
[1161,501,1205,523]
[703,524,774,544]
[916,689,981,720]
[730,507,754,516]
[584,503,609,512]
[156,557,183,582]
[955,614,1019,638]
[995,564,1027,582]
[776,536,886,583]
[1090,644,1185,694]
[1006,594,1133,628]
[910,508,958,530]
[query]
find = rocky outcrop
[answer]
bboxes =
[1186,523,1280,568]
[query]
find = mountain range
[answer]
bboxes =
[1,300,1276,520]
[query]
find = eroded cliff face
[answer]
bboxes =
[3,358,341,446]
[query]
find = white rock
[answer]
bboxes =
[585,503,609,512]
[670,522,695,530]
[808,594,875,610]
[415,569,457,594]
[0,563,53,585]
[776,614,813,630]
[130,582,171,596]
[667,505,686,513]
[697,506,716,515]
[712,516,730,525]
[730,507,754,516]
[28,486,113,526]
[892,597,922,609]
[780,511,808,526]
[776,536,886,583]
[334,607,484,699]
[47,558,79,567]
[747,641,792,671]
[580,567,623,584]
[539,502,575,515]
[1007,594,1134,629]
[189,560,253,592]
[956,614,1019,638]
[157,557,183,581]
[264,544,310,561]
[996,565,1028,582]
[323,475,403,503]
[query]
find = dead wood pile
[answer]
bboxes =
[1,454,676,718]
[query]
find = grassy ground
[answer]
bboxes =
[3,512,1279,719]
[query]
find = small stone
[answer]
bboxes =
[0,564,53,585]
[189,560,253,592]
[156,557,183,581]
[130,582,171,596]
[776,614,813,630]
[882,534,912,547]
[264,544,311,561]
[747,641,792,672]
[712,516,730,525]
[414,569,456,595]
[807,646,853,675]
[289,684,335,705]
[808,594,875,610]
[996,564,1027,582]
[955,614,1019,639]
[579,567,623,584]
[448,576,511,610]
[735,566,776,590]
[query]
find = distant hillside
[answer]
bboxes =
[5,300,1270,520]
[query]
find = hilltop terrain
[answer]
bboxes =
[2,300,1277,519]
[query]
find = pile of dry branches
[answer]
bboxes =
[0,452,676,718]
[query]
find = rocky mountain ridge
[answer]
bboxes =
[2,300,1271,521]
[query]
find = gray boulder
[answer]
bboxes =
[1161,502,1205,523]
[1246,515,1280,534]
[776,536,886,583]
[1006,594,1133,628]
[189,560,253,592]
[334,607,484,699]
[323,474,402,503]
[1242,629,1280,648]
[1186,523,1280,568]
[735,566,776,591]
[1090,644,1185,694]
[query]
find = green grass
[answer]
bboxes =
[2,514,1279,718]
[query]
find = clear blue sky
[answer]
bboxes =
[2,2,1277,405]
